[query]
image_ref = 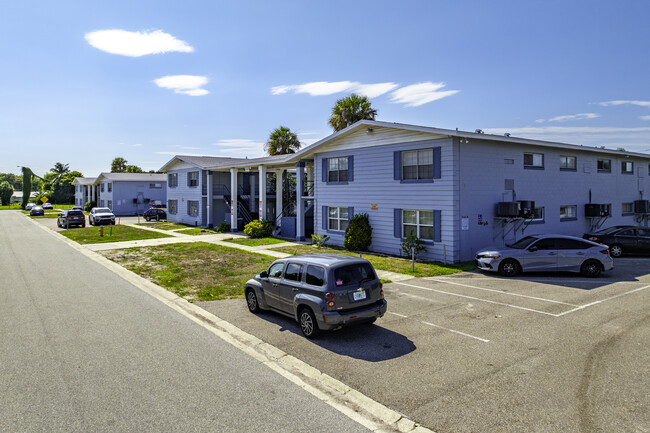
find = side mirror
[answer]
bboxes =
[528,245,538,252]
[259,271,268,278]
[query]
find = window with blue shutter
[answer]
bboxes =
[323,156,352,184]
[395,147,441,183]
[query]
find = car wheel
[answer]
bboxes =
[609,244,623,258]
[57,220,61,228]
[81,223,85,228]
[111,221,115,225]
[581,260,602,278]
[245,288,261,313]
[498,259,520,277]
[298,307,320,339]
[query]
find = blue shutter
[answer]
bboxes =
[433,210,441,242]
[322,158,328,183]
[433,147,441,179]
[394,208,402,238]
[322,206,327,230]
[348,155,354,182]
[348,207,354,221]
[393,151,401,180]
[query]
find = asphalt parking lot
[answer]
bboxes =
[197,258,650,433]
[38,215,145,232]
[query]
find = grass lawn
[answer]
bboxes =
[176,227,221,235]
[0,204,22,210]
[136,222,191,230]
[101,242,273,301]
[222,237,289,247]
[59,224,173,244]
[270,244,475,277]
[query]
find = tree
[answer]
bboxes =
[328,93,377,132]
[51,162,70,176]
[21,167,33,209]
[0,181,13,205]
[125,165,144,173]
[264,126,301,156]
[111,157,128,172]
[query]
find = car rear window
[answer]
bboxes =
[68,210,84,216]
[334,263,376,286]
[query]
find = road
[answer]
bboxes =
[0,211,369,433]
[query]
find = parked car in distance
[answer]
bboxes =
[89,207,115,225]
[476,234,613,277]
[25,203,35,210]
[245,254,387,338]
[72,206,84,211]
[583,226,650,257]
[143,207,167,221]
[29,205,44,216]
[57,209,86,228]
[42,202,53,209]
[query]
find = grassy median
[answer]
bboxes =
[136,222,190,230]
[59,224,172,244]
[101,242,274,301]
[222,237,289,246]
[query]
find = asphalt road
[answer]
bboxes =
[0,211,369,433]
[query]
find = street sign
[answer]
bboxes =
[41,196,48,203]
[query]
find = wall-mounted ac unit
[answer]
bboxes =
[497,202,520,217]
[518,200,535,218]
[634,200,650,214]
[585,204,609,217]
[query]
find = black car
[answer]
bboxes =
[57,209,86,229]
[583,226,650,257]
[143,207,167,221]
[30,206,45,216]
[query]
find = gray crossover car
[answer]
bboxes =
[245,254,387,338]
[89,207,115,225]
[476,234,614,277]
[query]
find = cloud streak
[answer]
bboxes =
[271,81,398,98]
[153,75,209,96]
[599,100,650,108]
[85,29,194,57]
[535,113,600,123]
[389,82,459,107]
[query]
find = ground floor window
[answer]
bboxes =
[100,200,105,207]
[560,205,576,220]
[622,202,633,214]
[402,210,433,240]
[169,200,178,214]
[107,200,112,210]
[531,206,544,222]
[328,207,349,231]
[188,200,198,217]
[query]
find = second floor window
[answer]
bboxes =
[560,156,576,170]
[560,205,577,219]
[328,157,349,182]
[597,159,611,172]
[168,173,178,187]
[188,171,199,187]
[524,152,544,169]
[622,161,634,174]
[402,149,433,180]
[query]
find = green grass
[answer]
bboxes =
[0,204,22,210]
[176,227,220,235]
[270,244,475,277]
[136,222,191,230]
[59,224,173,244]
[101,242,274,301]
[222,237,289,246]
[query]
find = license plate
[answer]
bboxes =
[353,290,366,301]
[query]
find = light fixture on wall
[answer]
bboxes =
[366,128,373,134]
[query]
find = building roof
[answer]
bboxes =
[71,177,97,185]
[93,172,167,184]
[158,155,239,172]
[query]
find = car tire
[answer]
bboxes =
[57,220,61,228]
[581,260,602,278]
[82,222,85,228]
[609,244,623,258]
[245,288,261,313]
[298,307,320,339]
[498,259,520,277]
[111,221,115,225]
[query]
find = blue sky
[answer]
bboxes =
[2,0,650,177]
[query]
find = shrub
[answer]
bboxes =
[244,219,273,238]
[0,181,13,206]
[344,213,372,251]
[401,235,427,259]
[34,191,53,206]
[311,232,330,248]
[216,222,231,233]
[84,201,96,212]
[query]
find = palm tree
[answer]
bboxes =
[265,126,301,155]
[328,94,377,132]
[51,162,70,176]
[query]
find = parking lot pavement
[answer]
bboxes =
[196,257,650,433]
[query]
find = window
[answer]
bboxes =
[560,156,576,170]
[334,263,376,286]
[188,171,199,187]
[150,183,162,189]
[168,173,178,188]
[531,238,556,250]
[402,149,433,180]
[622,202,633,214]
[107,200,112,209]
[107,183,112,192]
[284,263,302,282]
[328,157,349,182]
[648,164,650,176]
[305,265,325,286]
[169,200,177,214]
[267,263,284,278]
[556,238,592,250]
[328,207,349,231]
[524,152,544,169]
[598,159,611,172]
[531,206,544,223]
[402,210,434,240]
[100,183,105,192]
[560,205,577,220]
[622,161,634,174]
[188,200,198,216]
[100,200,104,207]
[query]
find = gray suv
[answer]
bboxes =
[245,254,387,338]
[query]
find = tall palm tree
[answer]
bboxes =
[51,162,70,175]
[265,126,301,155]
[328,94,377,132]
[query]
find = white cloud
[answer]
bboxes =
[132,143,143,147]
[85,29,194,57]
[153,75,209,96]
[599,100,650,108]
[389,82,459,107]
[351,82,399,98]
[641,115,650,121]
[484,126,650,135]
[537,113,601,123]
[155,151,206,156]
[271,81,398,98]
[212,139,266,157]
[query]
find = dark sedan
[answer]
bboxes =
[583,226,650,257]
[143,207,167,221]
[30,205,44,216]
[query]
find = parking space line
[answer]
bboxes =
[421,321,490,343]
[426,278,579,306]
[555,284,650,317]
[394,281,561,317]
[388,312,408,318]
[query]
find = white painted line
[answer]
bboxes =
[421,321,490,343]
[426,278,579,306]
[555,284,650,317]
[388,312,408,318]
[394,281,561,317]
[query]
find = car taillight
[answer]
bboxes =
[327,301,335,307]
[66,216,71,219]
[600,249,610,255]
[589,237,600,242]
[326,292,334,300]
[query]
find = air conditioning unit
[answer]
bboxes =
[497,201,520,217]
[585,203,608,217]
[518,200,535,218]
[634,200,650,214]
